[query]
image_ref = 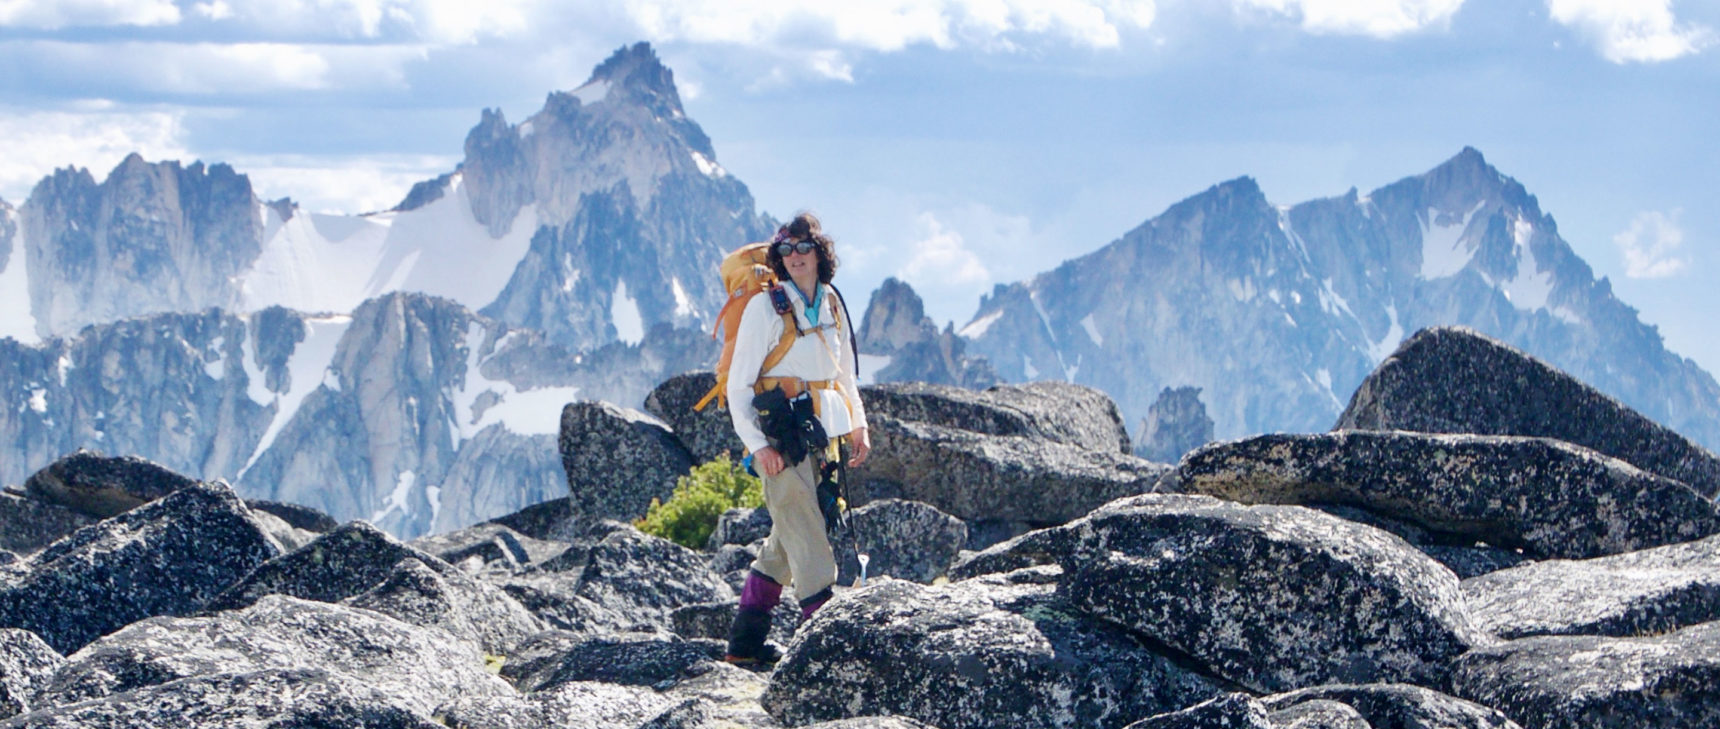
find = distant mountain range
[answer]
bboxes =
[1,43,1715,540]
[957,147,1720,452]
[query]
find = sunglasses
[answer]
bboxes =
[774,240,818,257]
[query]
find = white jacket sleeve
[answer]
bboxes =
[726,294,779,454]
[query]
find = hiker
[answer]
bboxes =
[723,212,870,667]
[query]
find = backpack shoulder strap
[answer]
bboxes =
[758,308,799,375]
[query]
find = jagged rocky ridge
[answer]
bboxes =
[3,326,1719,728]
[0,291,716,539]
[0,44,770,539]
[959,147,1720,453]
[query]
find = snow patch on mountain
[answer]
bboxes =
[239,314,353,477]
[1081,314,1104,346]
[612,278,644,344]
[0,212,38,345]
[573,79,610,106]
[372,470,417,523]
[691,151,727,178]
[241,174,541,316]
[959,310,1003,338]
[450,322,580,440]
[1501,215,1555,312]
[1419,201,1486,279]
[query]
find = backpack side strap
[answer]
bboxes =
[694,308,801,411]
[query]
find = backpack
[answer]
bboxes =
[692,241,860,412]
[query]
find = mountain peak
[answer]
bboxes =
[585,42,681,106]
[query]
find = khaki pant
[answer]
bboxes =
[750,457,837,602]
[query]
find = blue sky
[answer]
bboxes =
[2,1,1716,376]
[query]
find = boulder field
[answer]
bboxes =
[1,327,1718,728]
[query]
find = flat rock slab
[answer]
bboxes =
[861,380,1133,455]
[1057,494,1487,693]
[1449,621,1720,729]
[33,595,511,716]
[762,575,1222,729]
[0,482,279,654]
[1336,326,1720,498]
[0,668,444,729]
[857,414,1166,525]
[1172,430,1720,560]
[1462,533,1720,639]
[22,450,195,518]
[1259,684,1522,728]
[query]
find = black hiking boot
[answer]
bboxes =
[724,605,778,669]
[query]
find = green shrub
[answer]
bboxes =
[636,453,764,549]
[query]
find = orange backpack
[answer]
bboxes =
[693,242,800,411]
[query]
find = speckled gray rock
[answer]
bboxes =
[645,371,744,465]
[1265,699,1369,729]
[837,499,967,584]
[410,522,571,573]
[1170,431,1720,560]
[503,631,718,692]
[1448,621,1720,729]
[559,400,696,524]
[491,573,642,635]
[33,594,512,716]
[343,557,545,654]
[707,506,773,549]
[441,663,774,729]
[806,718,943,729]
[1462,533,1720,639]
[206,521,460,611]
[855,414,1165,525]
[244,499,338,533]
[566,525,735,629]
[436,680,680,729]
[0,630,60,720]
[1057,494,1488,693]
[0,493,90,555]
[22,450,196,518]
[1259,684,1521,728]
[0,481,280,654]
[861,380,1131,455]
[1337,326,1720,498]
[1122,693,1273,729]
[0,668,445,728]
[762,575,1223,729]
[486,496,580,541]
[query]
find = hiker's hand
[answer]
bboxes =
[848,427,870,467]
[756,447,786,477]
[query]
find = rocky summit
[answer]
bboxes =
[2,327,1719,728]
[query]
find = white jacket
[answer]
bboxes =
[726,282,868,454]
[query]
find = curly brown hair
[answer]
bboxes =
[767,212,838,285]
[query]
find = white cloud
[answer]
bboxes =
[0,0,180,28]
[1235,0,1464,37]
[1614,209,1688,278]
[7,40,426,95]
[227,152,459,214]
[624,1,1156,54]
[1547,0,1714,63]
[0,108,192,203]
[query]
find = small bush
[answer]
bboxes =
[636,453,764,550]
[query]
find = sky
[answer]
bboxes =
[1,0,1716,376]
